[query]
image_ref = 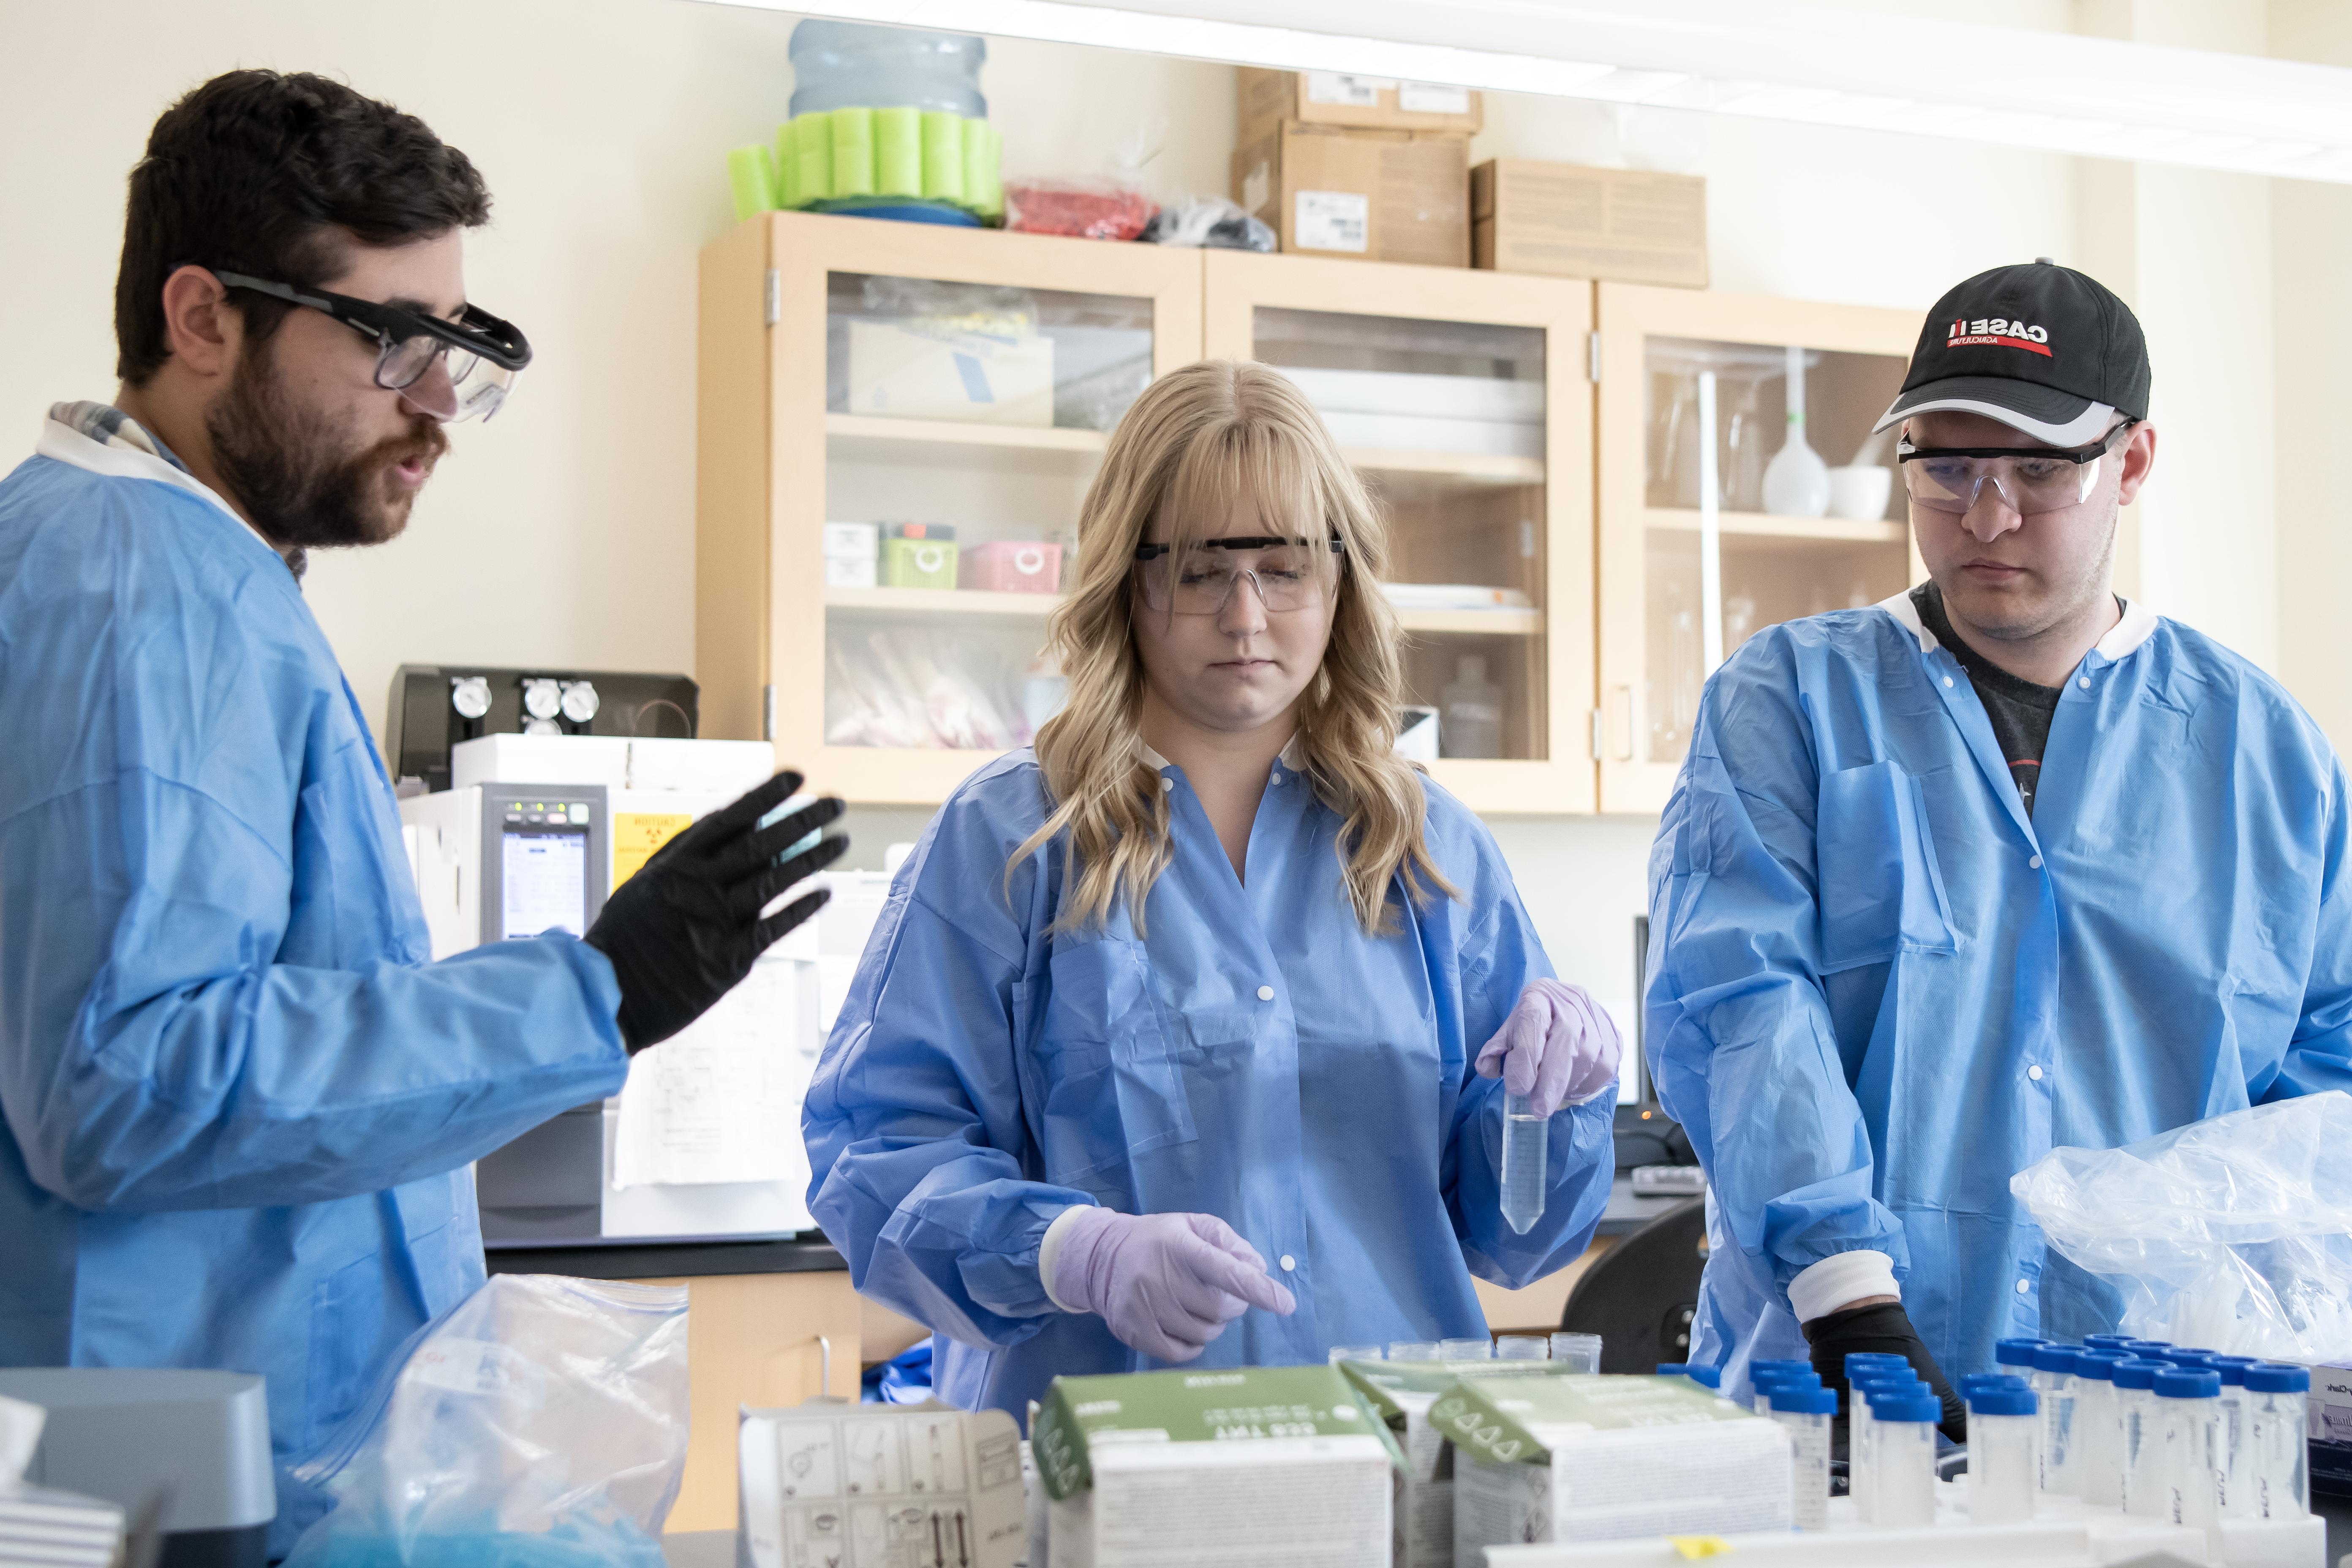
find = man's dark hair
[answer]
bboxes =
[115,70,491,384]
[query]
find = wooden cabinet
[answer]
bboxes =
[650,1269,862,1534]
[697,212,1202,806]
[698,215,1929,817]
[1202,251,1595,813]
[1593,283,1925,814]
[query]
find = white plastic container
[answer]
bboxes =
[2029,1345,2079,1497]
[1768,1386,1836,1531]
[2152,1367,2221,1528]
[1549,1334,1602,1374]
[2244,1363,2310,1519]
[1968,1384,2039,1526]
[1872,1392,1941,1528]
[1439,1338,1493,1361]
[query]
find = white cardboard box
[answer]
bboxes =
[847,319,1055,426]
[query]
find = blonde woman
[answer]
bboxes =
[804,361,1619,1416]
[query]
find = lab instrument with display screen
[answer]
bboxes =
[397,730,824,1250]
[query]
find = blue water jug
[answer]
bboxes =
[789,20,987,117]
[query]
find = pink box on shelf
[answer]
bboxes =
[960,540,1063,593]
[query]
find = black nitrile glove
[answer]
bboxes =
[583,771,847,1052]
[1804,1300,1967,1442]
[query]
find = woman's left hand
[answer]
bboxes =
[1474,979,1624,1117]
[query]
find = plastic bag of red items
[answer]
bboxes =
[1003,180,1159,241]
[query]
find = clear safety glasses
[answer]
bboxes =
[206,269,532,423]
[1897,420,2137,517]
[1133,535,1344,615]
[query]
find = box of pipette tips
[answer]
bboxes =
[1031,1364,1404,1568]
[1436,1375,1791,1557]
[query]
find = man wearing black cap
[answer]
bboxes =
[1644,260,2352,1435]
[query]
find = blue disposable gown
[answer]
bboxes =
[804,749,1612,1419]
[0,416,630,1553]
[1646,594,2352,1388]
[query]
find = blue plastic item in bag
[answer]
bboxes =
[282,1274,689,1568]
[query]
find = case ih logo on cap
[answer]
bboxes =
[1946,317,2052,357]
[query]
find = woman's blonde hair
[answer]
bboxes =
[1013,359,1456,935]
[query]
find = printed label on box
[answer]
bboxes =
[1296,190,1370,253]
[1399,82,1471,114]
[1306,71,1389,106]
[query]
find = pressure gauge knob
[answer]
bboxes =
[521,678,563,722]
[559,680,600,725]
[450,675,492,720]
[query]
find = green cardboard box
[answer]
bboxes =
[1433,1375,1790,1555]
[1339,1358,1592,1568]
[879,534,958,591]
[1032,1365,1405,1568]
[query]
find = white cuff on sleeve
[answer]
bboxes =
[1787,1250,1900,1324]
[1037,1205,1095,1314]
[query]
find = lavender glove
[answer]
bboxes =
[1051,1209,1297,1361]
[1473,978,1625,1117]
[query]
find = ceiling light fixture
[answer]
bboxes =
[702,0,2352,184]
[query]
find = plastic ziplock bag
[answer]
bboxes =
[1140,196,1275,252]
[2011,1091,2352,1360]
[283,1274,690,1568]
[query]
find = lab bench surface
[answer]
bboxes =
[483,1234,844,1279]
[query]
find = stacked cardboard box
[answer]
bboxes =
[1472,158,1710,287]
[1232,69,1478,268]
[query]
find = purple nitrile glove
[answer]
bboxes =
[1051,1209,1297,1362]
[1473,978,1625,1118]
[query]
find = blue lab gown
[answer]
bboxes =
[803,748,1613,1420]
[0,414,630,1553]
[1646,593,2352,1388]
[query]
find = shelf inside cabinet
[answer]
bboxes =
[1642,507,1906,545]
[826,585,1060,619]
[827,585,1543,637]
[825,412,1110,456]
[1345,448,1545,485]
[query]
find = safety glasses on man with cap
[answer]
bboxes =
[199,268,531,423]
[1897,419,2138,518]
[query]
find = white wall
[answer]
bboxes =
[0,0,2307,1000]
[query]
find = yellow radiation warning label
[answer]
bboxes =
[612,812,695,887]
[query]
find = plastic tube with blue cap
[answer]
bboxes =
[1873,1390,1944,1527]
[1967,1383,2040,1526]
[2153,1367,2222,1527]
[1770,1385,1838,1530]
[2245,1364,2310,1519]
[2071,1350,2129,1507]
[2113,1358,2168,1517]
[2205,1355,2257,1516]
[2030,1344,2081,1497]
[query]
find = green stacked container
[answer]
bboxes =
[729,109,1001,223]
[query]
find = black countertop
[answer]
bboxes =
[485,1233,844,1280]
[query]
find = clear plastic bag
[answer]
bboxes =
[1140,195,1276,252]
[283,1274,690,1568]
[2011,1092,2352,1360]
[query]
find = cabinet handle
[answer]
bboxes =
[1610,685,1635,762]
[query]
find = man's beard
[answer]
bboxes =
[207,339,447,574]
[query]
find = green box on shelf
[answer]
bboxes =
[879,523,956,590]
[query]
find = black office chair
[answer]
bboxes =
[1559,1196,1708,1373]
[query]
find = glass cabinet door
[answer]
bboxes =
[1205,253,1595,814]
[754,216,1203,805]
[1597,284,1925,813]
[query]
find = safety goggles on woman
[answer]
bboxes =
[205,268,532,423]
[1897,419,2137,517]
[1133,535,1344,615]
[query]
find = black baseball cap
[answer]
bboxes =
[1874,259,2151,446]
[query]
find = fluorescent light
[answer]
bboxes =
[706,0,2352,185]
